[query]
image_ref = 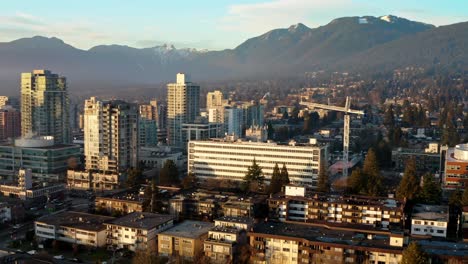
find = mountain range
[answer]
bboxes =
[0,15,466,96]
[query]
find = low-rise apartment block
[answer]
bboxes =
[158,220,213,260]
[268,185,404,229]
[67,170,121,191]
[105,212,174,251]
[411,204,448,238]
[95,190,145,215]
[204,216,253,263]
[35,211,114,247]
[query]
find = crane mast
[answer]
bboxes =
[301,96,364,179]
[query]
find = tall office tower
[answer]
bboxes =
[224,107,243,137]
[21,70,70,144]
[0,106,21,141]
[84,97,138,172]
[0,96,9,108]
[167,73,200,148]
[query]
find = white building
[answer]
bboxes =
[105,212,174,251]
[139,146,185,170]
[35,211,114,247]
[167,73,200,148]
[188,139,328,187]
[83,97,139,172]
[411,204,448,238]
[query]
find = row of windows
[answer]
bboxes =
[190,151,319,161]
[190,144,321,155]
[191,156,318,167]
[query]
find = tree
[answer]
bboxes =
[362,148,382,196]
[401,242,429,264]
[268,163,282,194]
[420,173,442,204]
[462,188,468,206]
[280,163,290,187]
[159,160,180,186]
[126,167,143,188]
[383,104,395,128]
[182,172,198,189]
[396,158,420,201]
[449,189,463,208]
[132,248,164,264]
[317,160,330,193]
[243,158,265,192]
[347,168,365,194]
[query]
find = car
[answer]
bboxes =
[27,250,36,255]
[53,255,64,260]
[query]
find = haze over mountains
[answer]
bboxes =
[0,15,466,95]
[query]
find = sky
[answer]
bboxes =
[0,0,467,50]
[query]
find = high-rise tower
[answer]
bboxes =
[21,70,70,143]
[167,73,200,148]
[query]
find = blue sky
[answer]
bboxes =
[0,0,467,50]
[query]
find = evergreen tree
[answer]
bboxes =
[126,167,143,188]
[462,188,468,207]
[243,158,265,192]
[347,168,365,194]
[362,148,382,196]
[268,163,282,194]
[280,163,290,187]
[420,173,442,204]
[401,242,429,264]
[449,189,463,208]
[383,104,395,128]
[159,160,180,186]
[182,172,198,189]
[396,158,420,200]
[317,160,330,193]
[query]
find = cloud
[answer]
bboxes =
[219,0,359,34]
[0,12,125,49]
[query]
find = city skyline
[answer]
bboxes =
[0,0,467,50]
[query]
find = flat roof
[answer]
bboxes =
[412,204,449,222]
[36,211,114,232]
[105,212,174,230]
[160,220,213,239]
[251,221,399,251]
[215,216,254,225]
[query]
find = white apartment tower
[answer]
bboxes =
[21,70,70,143]
[84,97,138,172]
[167,73,200,148]
[207,90,226,124]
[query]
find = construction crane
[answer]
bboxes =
[301,96,364,179]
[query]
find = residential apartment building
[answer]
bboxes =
[0,106,20,142]
[0,96,8,108]
[83,97,138,172]
[67,170,120,191]
[158,220,213,260]
[105,212,174,251]
[21,70,70,144]
[0,136,81,181]
[224,107,243,137]
[411,204,448,238]
[35,211,114,247]
[207,90,227,124]
[167,73,200,148]
[95,191,145,214]
[0,169,65,200]
[182,121,223,143]
[188,139,328,187]
[249,221,405,264]
[268,186,404,229]
[444,143,468,189]
[391,143,441,173]
[204,216,253,263]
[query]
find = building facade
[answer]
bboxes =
[225,107,243,137]
[411,204,448,238]
[105,212,174,251]
[0,136,81,181]
[167,73,200,148]
[0,106,21,142]
[21,70,70,144]
[35,211,114,247]
[83,97,138,172]
[188,139,328,187]
[444,144,468,189]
